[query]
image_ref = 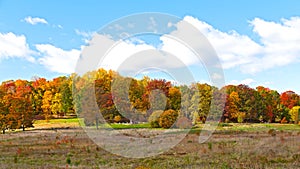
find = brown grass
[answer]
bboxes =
[0,126,299,168]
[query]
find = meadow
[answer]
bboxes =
[0,119,299,169]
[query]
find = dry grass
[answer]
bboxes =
[0,125,299,168]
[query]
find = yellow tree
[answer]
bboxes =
[42,90,53,120]
[289,106,300,124]
[224,91,241,122]
[51,93,62,117]
[32,77,48,117]
[168,87,181,111]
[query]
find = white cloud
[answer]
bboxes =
[181,16,300,74]
[241,17,300,73]
[183,16,263,70]
[73,16,300,77]
[159,35,199,66]
[78,34,196,84]
[211,73,223,80]
[36,44,80,74]
[0,32,35,62]
[24,16,48,25]
[75,29,95,43]
[227,78,256,86]
[53,24,63,29]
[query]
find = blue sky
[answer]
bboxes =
[1,0,300,93]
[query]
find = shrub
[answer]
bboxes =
[159,109,178,129]
[237,112,246,123]
[148,110,163,128]
[114,115,122,123]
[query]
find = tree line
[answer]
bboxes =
[0,68,299,133]
[74,69,300,127]
[0,76,74,133]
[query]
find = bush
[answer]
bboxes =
[148,110,163,128]
[114,115,122,123]
[237,112,246,123]
[159,109,178,129]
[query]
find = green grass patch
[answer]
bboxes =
[34,118,82,124]
[109,123,151,129]
[33,118,300,133]
[189,123,300,134]
[216,123,300,132]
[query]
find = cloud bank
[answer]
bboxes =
[2,15,300,78]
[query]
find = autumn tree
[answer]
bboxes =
[256,86,280,122]
[289,106,300,124]
[224,91,240,122]
[209,88,226,121]
[51,93,62,116]
[235,85,257,121]
[129,78,147,113]
[134,79,171,118]
[0,84,9,133]
[31,77,47,118]
[158,109,178,128]
[13,80,34,130]
[280,91,299,109]
[189,83,212,123]
[41,90,53,120]
[168,87,181,111]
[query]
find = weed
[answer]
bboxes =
[66,156,71,165]
[208,142,213,150]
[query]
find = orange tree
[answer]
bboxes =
[159,109,178,128]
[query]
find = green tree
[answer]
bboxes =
[60,78,74,116]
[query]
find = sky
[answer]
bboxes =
[0,0,300,93]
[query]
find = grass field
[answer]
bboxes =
[33,118,300,131]
[0,119,299,168]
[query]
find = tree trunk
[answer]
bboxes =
[95,115,99,130]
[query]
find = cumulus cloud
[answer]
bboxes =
[24,16,48,25]
[183,16,300,74]
[183,16,263,70]
[241,17,300,73]
[8,15,297,78]
[0,32,35,62]
[78,34,196,84]
[53,16,300,77]
[36,44,80,74]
